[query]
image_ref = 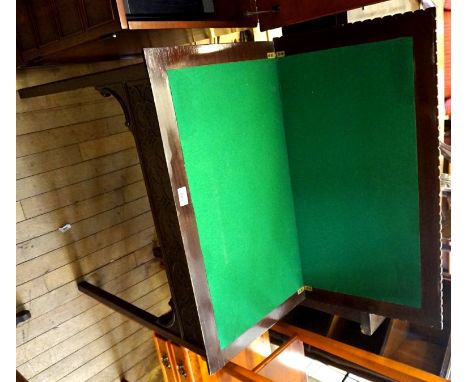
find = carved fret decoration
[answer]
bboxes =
[97,84,133,134]
[96,80,205,349]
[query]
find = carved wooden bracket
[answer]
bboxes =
[17,63,206,356]
[92,77,207,352]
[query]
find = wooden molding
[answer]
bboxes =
[115,0,129,29]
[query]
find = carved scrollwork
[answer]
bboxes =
[98,79,204,347]
[96,85,133,133]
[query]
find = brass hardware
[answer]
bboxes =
[298,285,313,294]
[161,353,171,368]
[267,51,286,59]
[177,362,187,378]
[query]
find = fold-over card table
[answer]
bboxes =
[18,9,441,374]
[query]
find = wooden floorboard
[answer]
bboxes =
[16,148,140,201]
[16,114,126,158]
[16,196,151,264]
[59,327,151,382]
[20,164,142,218]
[17,269,169,366]
[119,352,164,382]
[43,229,155,291]
[16,62,167,382]
[16,87,103,114]
[79,131,136,161]
[86,338,156,382]
[111,351,159,382]
[16,212,152,286]
[16,253,164,348]
[16,144,83,180]
[18,269,169,377]
[17,202,26,223]
[16,98,122,135]
[18,242,156,320]
[16,188,126,243]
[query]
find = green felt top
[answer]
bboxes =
[166,37,422,351]
[279,38,421,307]
[168,59,304,350]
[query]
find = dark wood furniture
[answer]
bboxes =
[115,0,256,30]
[16,371,28,382]
[278,276,451,378]
[153,331,307,382]
[16,0,244,66]
[16,0,388,66]
[18,8,441,375]
[152,322,449,382]
[272,322,449,382]
[115,0,386,30]
[17,0,123,66]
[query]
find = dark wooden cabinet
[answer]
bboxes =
[116,0,388,30]
[18,7,442,376]
[17,0,121,65]
[116,0,256,29]
[17,0,233,66]
[17,0,389,66]
[255,0,385,30]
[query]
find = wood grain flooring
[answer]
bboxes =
[16,63,166,382]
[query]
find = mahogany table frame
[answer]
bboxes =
[18,8,441,375]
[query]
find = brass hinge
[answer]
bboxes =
[297,285,313,295]
[267,51,286,59]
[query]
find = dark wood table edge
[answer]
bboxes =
[274,7,442,329]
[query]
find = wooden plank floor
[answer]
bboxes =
[16,62,167,382]
[15,27,257,382]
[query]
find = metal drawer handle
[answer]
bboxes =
[177,362,187,378]
[161,353,171,369]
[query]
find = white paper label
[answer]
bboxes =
[177,187,189,207]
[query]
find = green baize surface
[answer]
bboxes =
[167,37,421,350]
